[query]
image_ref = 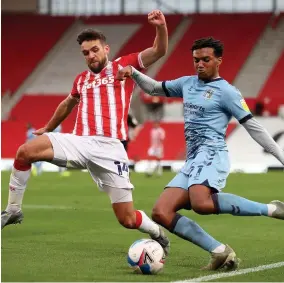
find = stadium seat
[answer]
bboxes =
[257,52,284,115]
[2,14,74,95]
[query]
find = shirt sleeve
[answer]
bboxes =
[222,87,253,123]
[162,76,189,98]
[114,52,144,71]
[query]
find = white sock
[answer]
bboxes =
[212,244,226,253]
[267,204,277,216]
[147,161,155,174]
[157,161,163,176]
[136,210,160,238]
[153,161,159,174]
[6,167,31,213]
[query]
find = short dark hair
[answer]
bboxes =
[77,29,107,45]
[191,37,224,57]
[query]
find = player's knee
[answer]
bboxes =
[16,144,33,163]
[191,201,215,215]
[152,206,168,226]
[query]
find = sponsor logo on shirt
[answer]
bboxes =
[83,76,115,89]
[184,103,205,117]
[184,102,205,112]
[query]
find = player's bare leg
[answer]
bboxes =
[189,184,284,220]
[188,183,284,269]
[112,199,170,255]
[1,135,54,229]
[152,187,239,270]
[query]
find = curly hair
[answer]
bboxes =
[77,29,107,45]
[191,37,224,57]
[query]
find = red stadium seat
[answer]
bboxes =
[155,13,271,84]
[257,52,284,115]
[2,14,74,95]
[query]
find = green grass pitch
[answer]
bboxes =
[1,171,284,281]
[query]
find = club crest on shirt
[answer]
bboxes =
[203,88,214,100]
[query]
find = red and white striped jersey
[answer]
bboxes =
[150,127,165,149]
[70,52,144,140]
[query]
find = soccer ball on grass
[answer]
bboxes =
[127,239,165,275]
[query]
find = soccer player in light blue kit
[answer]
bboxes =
[117,37,284,271]
[26,123,43,176]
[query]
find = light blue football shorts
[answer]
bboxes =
[166,150,230,192]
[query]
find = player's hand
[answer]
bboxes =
[148,10,166,27]
[116,66,133,81]
[33,127,49,136]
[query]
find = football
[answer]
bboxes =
[127,239,165,275]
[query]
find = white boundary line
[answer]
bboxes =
[22,204,112,212]
[173,261,284,282]
[23,204,73,210]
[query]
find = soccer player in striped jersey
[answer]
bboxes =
[146,121,165,177]
[2,10,170,255]
[116,37,284,270]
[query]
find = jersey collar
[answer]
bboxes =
[200,77,224,84]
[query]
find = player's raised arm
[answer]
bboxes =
[116,65,187,98]
[140,10,168,68]
[116,65,165,96]
[33,95,78,135]
[242,117,284,165]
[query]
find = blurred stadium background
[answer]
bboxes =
[1,0,284,173]
[1,1,284,282]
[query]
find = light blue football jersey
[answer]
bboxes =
[162,75,252,159]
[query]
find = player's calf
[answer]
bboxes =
[117,211,137,229]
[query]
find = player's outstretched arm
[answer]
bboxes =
[33,95,79,135]
[140,10,168,68]
[242,117,284,165]
[116,66,166,96]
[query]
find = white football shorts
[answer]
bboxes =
[147,146,164,159]
[45,133,133,203]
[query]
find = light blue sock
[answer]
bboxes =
[172,214,222,252]
[213,193,268,216]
